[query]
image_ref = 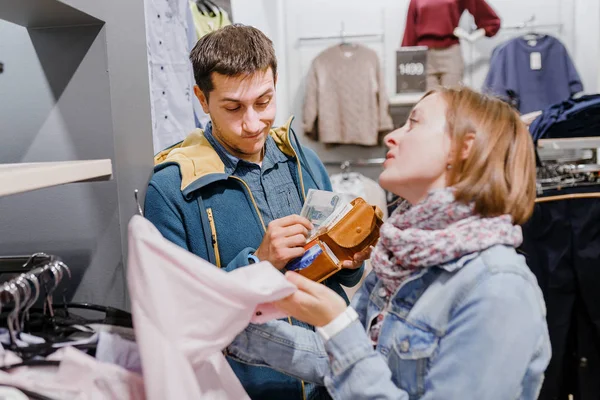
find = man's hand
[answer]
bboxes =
[254,215,313,270]
[341,246,373,270]
[275,271,347,327]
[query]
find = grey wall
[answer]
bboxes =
[62,0,156,262]
[0,21,127,306]
[0,0,155,309]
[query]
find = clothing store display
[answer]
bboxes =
[426,44,464,89]
[0,346,145,399]
[401,0,501,49]
[229,243,550,399]
[522,186,600,400]
[529,94,600,143]
[330,172,388,220]
[484,35,583,114]
[127,215,300,400]
[145,0,197,153]
[369,188,523,342]
[146,117,361,399]
[303,45,393,146]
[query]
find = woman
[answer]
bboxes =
[227,87,551,399]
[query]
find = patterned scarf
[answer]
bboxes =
[368,188,523,343]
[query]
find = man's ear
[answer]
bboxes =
[194,85,210,114]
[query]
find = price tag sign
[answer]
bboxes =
[396,46,428,93]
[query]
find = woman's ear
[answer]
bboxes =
[460,133,476,160]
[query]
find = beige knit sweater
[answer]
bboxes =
[303,44,393,146]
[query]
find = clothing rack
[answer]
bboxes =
[0,254,71,346]
[0,253,54,274]
[500,15,563,33]
[298,22,383,43]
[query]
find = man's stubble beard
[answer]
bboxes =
[212,119,267,157]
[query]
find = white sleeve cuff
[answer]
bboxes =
[316,307,359,342]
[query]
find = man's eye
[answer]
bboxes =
[225,107,241,112]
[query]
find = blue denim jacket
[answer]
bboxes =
[228,245,551,399]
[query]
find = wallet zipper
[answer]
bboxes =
[206,208,221,268]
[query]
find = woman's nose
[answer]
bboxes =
[384,128,401,148]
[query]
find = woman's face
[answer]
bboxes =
[379,93,452,204]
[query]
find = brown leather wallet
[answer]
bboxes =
[297,198,383,282]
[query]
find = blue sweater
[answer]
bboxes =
[483,35,583,114]
[144,117,363,400]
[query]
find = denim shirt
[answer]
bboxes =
[203,122,304,225]
[228,245,551,399]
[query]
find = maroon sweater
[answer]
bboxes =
[401,0,501,49]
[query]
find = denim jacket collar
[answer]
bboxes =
[370,251,481,314]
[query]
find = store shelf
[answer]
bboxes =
[537,137,600,150]
[0,159,112,198]
[389,93,424,106]
[0,0,101,28]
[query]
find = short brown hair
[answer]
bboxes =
[189,24,277,99]
[430,87,536,225]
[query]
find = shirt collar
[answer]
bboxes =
[204,121,289,174]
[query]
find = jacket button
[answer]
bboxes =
[400,339,410,352]
[356,227,362,234]
[378,287,387,297]
[580,357,588,368]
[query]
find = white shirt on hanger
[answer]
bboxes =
[145,0,197,153]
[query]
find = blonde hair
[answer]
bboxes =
[428,87,536,225]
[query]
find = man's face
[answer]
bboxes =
[196,68,277,162]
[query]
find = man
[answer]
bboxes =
[144,24,367,399]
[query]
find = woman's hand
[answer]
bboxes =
[275,271,347,327]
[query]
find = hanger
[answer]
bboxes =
[20,268,41,330]
[195,0,211,16]
[204,0,221,15]
[40,262,63,318]
[340,161,351,181]
[536,192,600,203]
[134,189,144,217]
[1,282,22,347]
[196,0,220,17]
[338,22,356,48]
[0,259,104,360]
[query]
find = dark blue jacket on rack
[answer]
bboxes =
[529,94,600,143]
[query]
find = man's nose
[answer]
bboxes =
[242,108,261,133]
